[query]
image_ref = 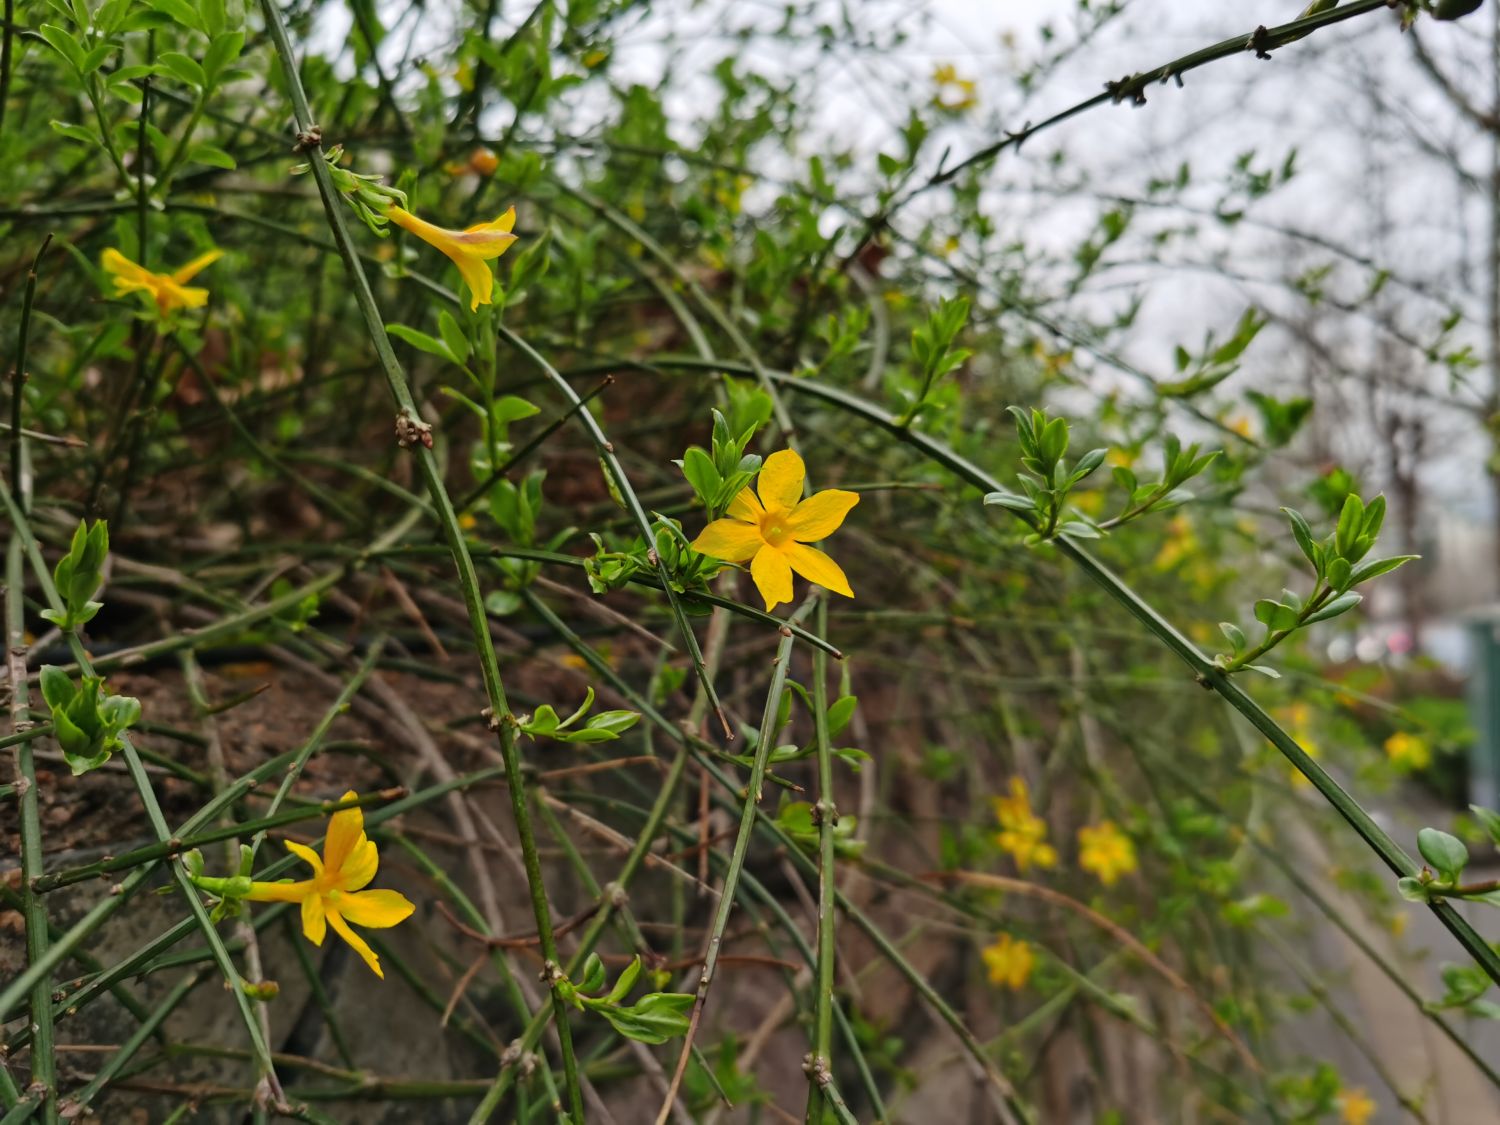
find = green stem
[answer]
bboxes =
[253,4,581,1116]
[805,596,838,1123]
[652,612,803,1125]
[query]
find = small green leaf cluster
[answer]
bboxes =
[776,800,863,858]
[895,295,971,425]
[730,682,868,772]
[677,388,774,518]
[518,687,640,744]
[984,407,1106,542]
[1216,494,1415,675]
[1106,433,1219,527]
[1428,957,1500,1020]
[583,513,718,597]
[1399,806,1500,906]
[298,147,409,236]
[269,577,320,633]
[40,519,109,631]
[557,954,693,1045]
[39,666,141,776]
[1159,309,1265,398]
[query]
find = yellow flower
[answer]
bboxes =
[991,776,1057,872]
[385,205,518,311]
[1384,731,1431,771]
[242,791,415,979]
[931,63,978,113]
[1337,1086,1376,1125]
[101,247,222,316]
[1077,821,1137,886]
[689,449,858,612]
[980,934,1034,990]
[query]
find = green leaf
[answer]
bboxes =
[1282,508,1319,573]
[203,30,244,84]
[1418,827,1469,882]
[1302,592,1361,626]
[1218,622,1247,653]
[1470,805,1500,848]
[37,24,87,71]
[437,308,470,364]
[157,51,206,87]
[983,491,1035,513]
[524,704,559,736]
[604,956,643,1005]
[588,991,694,1045]
[579,952,606,993]
[1334,493,1364,558]
[144,0,204,30]
[188,143,237,169]
[681,446,719,504]
[1396,876,1432,903]
[49,119,99,146]
[826,695,857,738]
[1349,555,1417,586]
[39,665,75,711]
[386,324,457,363]
[587,709,639,734]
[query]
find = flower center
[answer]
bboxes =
[759,509,794,548]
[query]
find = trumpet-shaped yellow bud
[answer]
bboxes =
[385,205,518,310]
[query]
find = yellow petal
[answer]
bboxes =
[165,283,210,311]
[750,545,793,611]
[339,838,379,892]
[726,486,765,522]
[170,248,223,284]
[301,891,327,945]
[101,248,151,285]
[689,518,763,563]
[385,205,452,251]
[786,489,859,541]
[284,840,325,876]
[327,908,384,978]
[323,791,364,874]
[454,251,494,311]
[242,878,315,904]
[756,450,805,511]
[460,206,519,255]
[782,543,853,597]
[336,888,415,929]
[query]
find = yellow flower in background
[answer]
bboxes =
[689,449,858,612]
[992,776,1057,872]
[1277,704,1320,790]
[931,63,978,113]
[1337,1086,1376,1125]
[1077,821,1137,886]
[101,247,222,316]
[981,934,1034,990]
[1153,514,1197,571]
[242,791,415,979]
[1384,731,1431,771]
[385,205,518,310]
